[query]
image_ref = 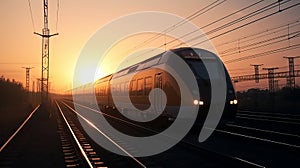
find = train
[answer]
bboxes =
[73,47,238,127]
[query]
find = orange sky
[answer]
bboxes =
[0,0,300,93]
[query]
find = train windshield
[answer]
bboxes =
[186,59,221,80]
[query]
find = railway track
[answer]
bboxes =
[188,110,300,167]
[223,123,300,147]
[0,105,41,167]
[233,110,300,135]
[56,100,150,168]
[56,101,106,168]
[195,124,300,167]
[0,105,40,153]
[0,104,65,167]
[236,110,300,126]
[61,99,263,168]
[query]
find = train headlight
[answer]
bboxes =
[193,99,204,106]
[230,99,238,105]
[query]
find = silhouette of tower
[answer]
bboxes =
[283,56,300,89]
[263,67,279,93]
[250,64,263,83]
[22,67,34,91]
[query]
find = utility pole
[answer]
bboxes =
[263,67,279,93]
[37,78,41,93]
[34,0,58,102]
[274,80,279,92]
[32,81,35,93]
[22,67,34,91]
[250,64,263,83]
[283,56,300,89]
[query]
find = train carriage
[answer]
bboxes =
[91,47,238,124]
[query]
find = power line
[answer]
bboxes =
[228,67,253,71]
[167,0,266,46]
[122,0,300,65]
[165,0,227,32]
[55,0,60,32]
[180,0,288,46]
[27,0,36,31]
[216,19,300,47]
[220,30,300,57]
[185,0,299,47]
[0,62,39,65]
[220,25,300,55]
[124,0,226,55]
[225,43,300,64]
[164,0,288,49]
[125,0,268,62]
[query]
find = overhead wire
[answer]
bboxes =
[220,30,300,56]
[27,0,36,32]
[224,43,300,64]
[222,22,300,51]
[178,0,295,47]
[138,0,288,56]
[167,0,266,46]
[121,0,300,65]
[55,0,60,32]
[149,0,267,53]
[191,1,300,47]
[216,19,300,47]
[124,0,226,55]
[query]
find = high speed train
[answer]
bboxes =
[74,47,237,126]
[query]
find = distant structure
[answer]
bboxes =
[34,0,58,102]
[32,81,35,93]
[274,80,279,92]
[263,67,278,93]
[22,67,34,91]
[36,78,41,93]
[283,56,300,89]
[232,55,300,91]
[250,64,263,83]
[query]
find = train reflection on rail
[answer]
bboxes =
[71,47,238,130]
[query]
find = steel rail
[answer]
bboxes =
[0,104,40,152]
[59,101,147,168]
[55,101,94,168]
[64,100,264,167]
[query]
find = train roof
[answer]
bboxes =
[100,47,218,79]
[112,52,164,78]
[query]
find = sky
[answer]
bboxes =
[0,0,300,93]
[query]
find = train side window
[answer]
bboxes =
[144,76,152,95]
[131,80,137,95]
[137,78,144,96]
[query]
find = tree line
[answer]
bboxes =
[237,87,300,113]
[0,76,27,107]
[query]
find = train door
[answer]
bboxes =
[155,73,163,113]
